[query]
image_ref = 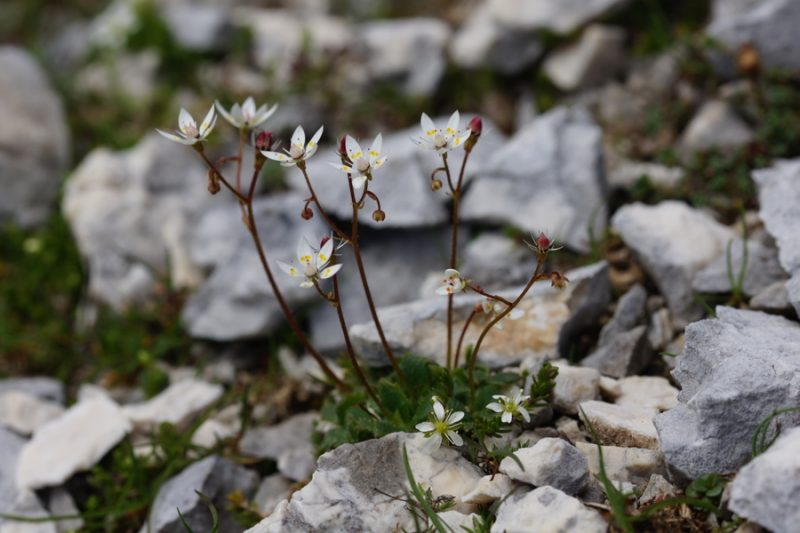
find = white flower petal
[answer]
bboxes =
[199,105,216,136]
[416,421,435,432]
[447,410,464,424]
[351,175,368,189]
[420,113,436,137]
[444,268,460,278]
[446,110,460,136]
[372,156,387,170]
[277,260,299,277]
[446,430,463,447]
[299,280,314,288]
[242,97,256,119]
[345,135,363,161]
[317,239,334,267]
[307,126,324,152]
[486,402,503,413]
[501,411,512,424]
[297,238,314,265]
[291,125,305,148]
[253,103,278,127]
[433,401,445,421]
[435,286,453,296]
[178,108,195,133]
[319,264,342,279]
[215,100,238,127]
[429,433,443,450]
[369,133,382,160]
[156,129,190,144]
[519,408,531,423]
[262,150,289,162]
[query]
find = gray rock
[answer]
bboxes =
[491,486,606,533]
[582,284,651,377]
[707,0,800,73]
[181,193,325,340]
[0,378,64,404]
[359,18,450,96]
[693,238,788,297]
[488,0,631,34]
[122,379,223,432]
[47,487,83,533]
[654,307,800,482]
[239,412,318,481]
[351,261,609,367]
[287,117,506,230]
[0,391,64,436]
[461,106,606,253]
[499,438,589,495]
[449,3,543,74]
[749,280,792,312]
[162,3,231,52]
[753,158,800,315]
[606,153,684,191]
[0,47,70,228]
[679,100,754,156]
[729,426,800,533]
[246,432,483,532]
[310,228,455,352]
[611,201,735,326]
[556,262,613,359]
[75,51,160,104]
[544,25,627,91]
[64,134,213,310]
[579,400,659,450]
[1,427,27,527]
[231,8,351,82]
[253,474,293,514]
[637,473,678,507]
[551,363,600,415]
[460,233,538,290]
[575,441,666,488]
[16,395,131,490]
[145,456,259,533]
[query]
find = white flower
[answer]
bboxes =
[215,97,277,129]
[262,125,323,167]
[277,236,342,288]
[480,299,524,330]
[436,269,466,296]
[156,106,216,145]
[486,389,531,424]
[412,111,471,154]
[331,134,387,189]
[415,396,464,449]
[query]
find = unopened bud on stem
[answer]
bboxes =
[372,209,386,222]
[301,206,314,220]
[431,178,443,191]
[254,130,273,151]
[464,116,482,152]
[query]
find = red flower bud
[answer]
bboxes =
[338,135,348,157]
[537,232,551,251]
[255,130,273,151]
[468,116,483,136]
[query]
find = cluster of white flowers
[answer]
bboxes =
[332,134,387,189]
[412,111,471,154]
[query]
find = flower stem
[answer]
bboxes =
[469,256,545,391]
[466,283,513,306]
[346,179,405,381]
[299,166,349,241]
[454,307,477,368]
[197,153,347,392]
[332,275,385,413]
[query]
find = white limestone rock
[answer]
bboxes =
[499,438,589,495]
[246,432,483,532]
[488,0,631,34]
[611,201,735,326]
[462,474,514,505]
[0,391,64,436]
[122,379,223,431]
[551,363,600,415]
[16,396,131,490]
[575,441,666,488]
[491,486,607,533]
[544,25,627,91]
[678,100,754,155]
[239,412,318,481]
[608,376,679,412]
[579,400,659,450]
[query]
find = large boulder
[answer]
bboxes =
[0,47,70,228]
[654,307,800,482]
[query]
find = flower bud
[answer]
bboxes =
[301,206,314,220]
[320,236,331,248]
[536,232,551,252]
[338,135,348,157]
[431,178,443,191]
[468,116,483,136]
[207,169,220,195]
[254,130,273,151]
[372,209,386,222]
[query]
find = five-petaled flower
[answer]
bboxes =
[262,125,323,167]
[157,106,216,145]
[486,389,531,424]
[278,235,342,288]
[412,111,471,154]
[480,299,524,330]
[215,97,277,130]
[415,396,464,449]
[436,269,467,296]
[332,134,387,189]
